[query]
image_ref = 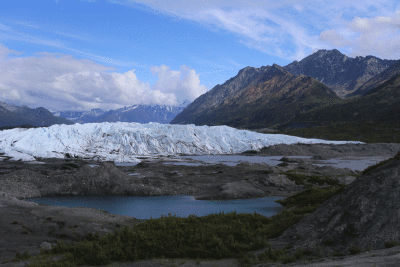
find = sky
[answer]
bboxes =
[0,0,399,112]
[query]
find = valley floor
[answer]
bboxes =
[0,142,399,266]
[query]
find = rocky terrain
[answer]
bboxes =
[261,149,400,255]
[0,142,399,266]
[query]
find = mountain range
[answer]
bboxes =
[282,49,396,98]
[170,49,400,130]
[0,101,74,129]
[51,100,190,124]
[1,49,399,132]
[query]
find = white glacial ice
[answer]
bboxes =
[0,122,365,163]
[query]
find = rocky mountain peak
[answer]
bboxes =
[283,49,397,98]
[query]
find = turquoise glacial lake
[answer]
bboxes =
[23,195,285,220]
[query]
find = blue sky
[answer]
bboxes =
[0,0,399,112]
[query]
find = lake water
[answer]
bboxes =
[23,195,285,221]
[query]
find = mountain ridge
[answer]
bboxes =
[52,102,190,124]
[0,101,74,128]
[283,49,397,98]
[170,62,343,129]
[171,49,400,130]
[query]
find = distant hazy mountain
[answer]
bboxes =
[170,64,343,129]
[52,100,191,124]
[0,101,74,128]
[52,109,107,124]
[283,49,396,98]
[347,60,400,98]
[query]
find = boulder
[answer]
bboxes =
[39,242,52,251]
[259,174,297,188]
[216,181,266,200]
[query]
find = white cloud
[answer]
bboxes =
[150,64,208,104]
[0,44,21,60]
[319,29,352,46]
[320,14,400,58]
[0,43,208,111]
[112,0,399,60]
[0,22,135,68]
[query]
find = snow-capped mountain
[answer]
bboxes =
[52,100,191,124]
[0,122,364,163]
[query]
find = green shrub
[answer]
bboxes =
[276,186,344,208]
[332,252,345,257]
[362,158,394,176]
[307,176,340,186]
[348,246,362,255]
[26,181,348,267]
[322,239,335,246]
[13,251,31,262]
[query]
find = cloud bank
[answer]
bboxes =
[0,43,208,112]
[114,0,400,60]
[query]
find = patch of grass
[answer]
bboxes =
[276,186,344,208]
[306,175,340,186]
[240,247,318,266]
[385,240,400,248]
[280,172,308,185]
[280,171,342,187]
[362,157,396,176]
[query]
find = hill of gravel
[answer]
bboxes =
[261,150,400,257]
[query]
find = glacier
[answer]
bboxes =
[0,122,365,163]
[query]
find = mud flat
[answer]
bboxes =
[0,142,399,266]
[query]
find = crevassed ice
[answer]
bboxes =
[0,122,365,162]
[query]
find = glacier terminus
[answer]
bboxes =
[0,122,365,163]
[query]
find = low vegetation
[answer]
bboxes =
[8,184,345,267]
[267,121,400,144]
[361,149,400,176]
[279,171,343,187]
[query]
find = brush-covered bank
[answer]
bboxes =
[1,140,399,266]
[250,121,400,144]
